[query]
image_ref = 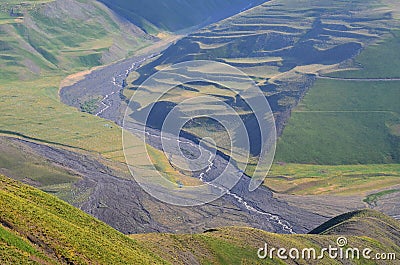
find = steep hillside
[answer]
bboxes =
[0,175,166,264]
[119,0,400,196]
[98,0,266,33]
[108,0,400,206]
[54,0,400,219]
[1,175,399,264]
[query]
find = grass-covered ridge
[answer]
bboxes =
[326,30,400,79]
[310,209,400,239]
[133,209,400,264]
[1,174,399,264]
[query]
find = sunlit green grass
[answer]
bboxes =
[276,80,400,164]
[264,163,400,195]
[0,175,167,264]
[0,77,126,161]
[273,30,400,194]
[0,225,54,264]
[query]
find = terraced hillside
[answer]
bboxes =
[1,175,399,264]
[117,0,400,202]
[276,30,400,164]
[98,0,266,33]
[128,0,395,146]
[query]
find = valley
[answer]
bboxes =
[0,134,324,234]
[0,0,399,264]
[59,0,400,226]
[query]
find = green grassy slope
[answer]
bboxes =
[0,0,152,77]
[98,0,266,33]
[276,31,400,164]
[0,224,58,264]
[0,137,80,187]
[0,136,87,204]
[271,30,400,195]
[309,210,400,264]
[265,163,400,195]
[0,175,167,264]
[327,30,400,79]
[310,209,400,248]
[1,174,399,264]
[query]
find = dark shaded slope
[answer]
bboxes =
[97,0,266,32]
[310,209,400,246]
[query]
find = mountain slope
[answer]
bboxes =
[0,224,57,265]
[0,0,155,79]
[0,0,159,162]
[126,0,394,148]
[275,29,400,164]
[0,175,166,264]
[98,0,266,33]
[112,0,400,202]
